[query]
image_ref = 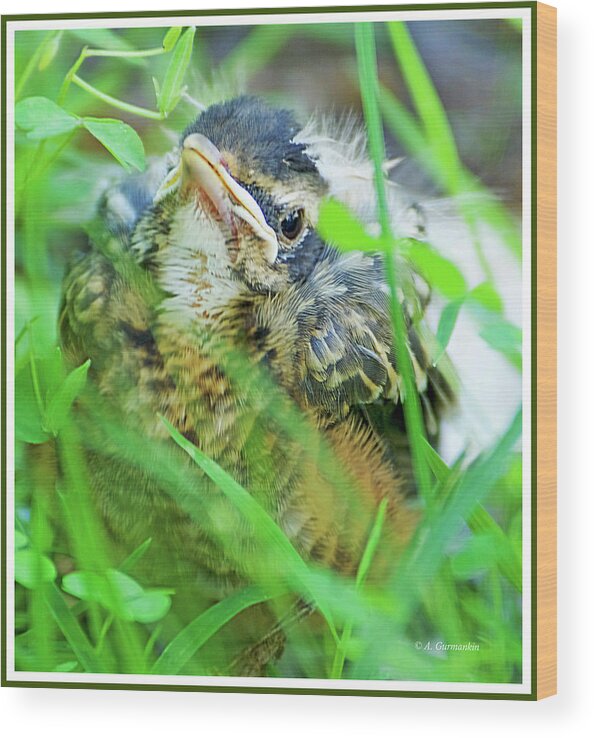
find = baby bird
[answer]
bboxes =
[59,96,451,675]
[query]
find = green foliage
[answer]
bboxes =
[15,340,90,442]
[404,240,467,300]
[317,198,385,252]
[16,96,80,139]
[12,20,524,684]
[156,26,196,115]
[44,359,91,436]
[16,97,146,171]
[355,22,433,508]
[81,118,145,172]
[15,549,57,590]
[435,299,465,363]
[62,569,173,624]
[151,586,276,675]
[160,415,338,638]
[162,27,183,53]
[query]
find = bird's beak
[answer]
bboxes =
[168,132,278,264]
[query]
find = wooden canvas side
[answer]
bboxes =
[535,1,557,701]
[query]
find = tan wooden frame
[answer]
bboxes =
[535,1,557,700]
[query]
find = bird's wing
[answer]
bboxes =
[290,249,454,431]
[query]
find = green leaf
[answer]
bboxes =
[15,363,50,444]
[16,97,80,140]
[451,533,500,579]
[83,118,145,172]
[62,571,104,602]
[15,549,57,589]
[63,569,173,624]
[151,586,276,675]
[317,198,385,253]
[126,591,172,624]
[107,569,173,624]
[157,26,196,115]
[162,26,182,52]
[479,319,522,354]
[479,317,522,369]
[38,33,62,71]
[105,569,144,600]
[37,346,66,397]
[405,240,467,300]
[15,530,28,549]
[45,359,90,436]
[469,282,504,314]
[435,298,464,363]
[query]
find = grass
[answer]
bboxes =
[11,20,523,684]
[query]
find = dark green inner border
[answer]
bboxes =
[0,1,540,701]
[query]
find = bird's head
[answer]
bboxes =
[137,97,329,307]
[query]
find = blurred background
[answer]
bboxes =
[15,20,522,209]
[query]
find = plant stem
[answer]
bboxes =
[57,46,89,106]
[84,46,165,59]
[58,43,167,106]
[71,75,164,120]
[143,623,162,660]
[355,23,433,507]
[95,614,114,654]
[331,498,388,678]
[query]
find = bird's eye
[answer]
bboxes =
[280,208,306,241]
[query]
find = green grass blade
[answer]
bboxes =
[159,416,338,640]
[356,498,389,588]
[435,299,464,364]
[388,21,462,185]
[355,22,432,506]
[44,584,106,673]
[119,537,153,574]
[331,498,389,678]
[381,26,521,261]
[391,408,522,626]
[151,586,276,675]
[468,505,522,592]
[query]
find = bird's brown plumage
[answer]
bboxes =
[59,96,452,675]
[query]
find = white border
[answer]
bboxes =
[4,5,533,696]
